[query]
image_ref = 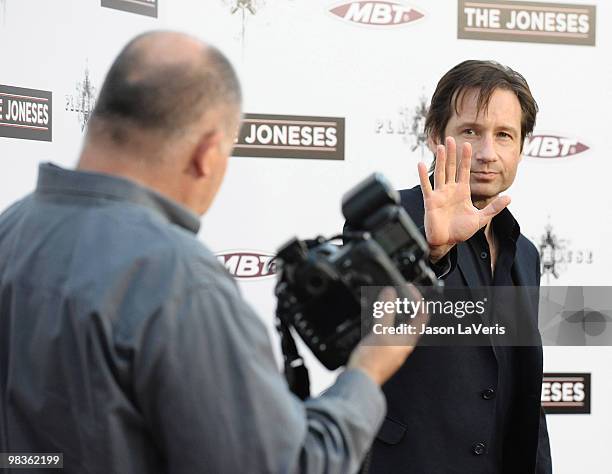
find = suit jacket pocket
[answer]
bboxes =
[376,416,407,445]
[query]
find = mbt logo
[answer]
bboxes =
[66,66,97,133]
[329,1,424,27]
[542,373,590,414]
[233,114,345,160]
[524,134,589,158]
[0,84,52,142]
[458,0,596,46]
[216,251,278,280]
[101,0,157,18]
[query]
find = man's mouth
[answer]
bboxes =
[471,171,499,180]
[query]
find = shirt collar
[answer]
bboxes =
[493,206,520,244]
[471,206,520,248]
[35,163,201,234]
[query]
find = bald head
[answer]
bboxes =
[89,31,242,147]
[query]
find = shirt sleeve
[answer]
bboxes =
[131,278,386,474]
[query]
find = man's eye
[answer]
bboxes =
[462,129,475,136]
[498,132,512,139]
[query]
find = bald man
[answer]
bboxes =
[0,32,419,473]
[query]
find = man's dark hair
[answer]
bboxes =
[424,60,538,159]
[90,32,242,144]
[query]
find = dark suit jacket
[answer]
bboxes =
[368,184,552,474]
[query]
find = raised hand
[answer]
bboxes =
[417,137,511,263]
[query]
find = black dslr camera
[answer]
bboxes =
[275,173,440,386]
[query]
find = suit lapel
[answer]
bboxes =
[512,257,529,286]
[456,242,482,289]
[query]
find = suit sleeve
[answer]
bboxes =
[132,280,386,474]
[535,250,553,473]
[536,406,553,474]
[415,222,458,279]
[426,239,458,279]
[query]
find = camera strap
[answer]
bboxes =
[277,317,311,400]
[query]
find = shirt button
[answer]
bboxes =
[480,251,488,259]
[481,388,496,400]
[472,442,486,455]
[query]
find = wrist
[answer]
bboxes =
[347,355,385,386]
[429,244,455,264]
[352,365,384,386]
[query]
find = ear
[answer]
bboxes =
[427,134,440,156]
[191,130,223,179]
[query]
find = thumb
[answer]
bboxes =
[477,195,511,228]
[376,287,398,328]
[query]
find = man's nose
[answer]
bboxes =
[473,134,496,162]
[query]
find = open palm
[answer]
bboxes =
[417,137,511,261]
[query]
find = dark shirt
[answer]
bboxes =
[0,163,386,474]
[464,209,520,472]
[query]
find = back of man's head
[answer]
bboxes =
[87,31,242,152]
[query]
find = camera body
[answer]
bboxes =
[275,173,440,370]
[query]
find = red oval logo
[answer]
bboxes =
[524,135,589,158]
[216,251,278,280]
[330,1,424,26]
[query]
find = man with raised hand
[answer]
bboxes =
[369,60,552,474]
[0,31,423,474]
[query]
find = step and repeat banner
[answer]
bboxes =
[1,1,610,472]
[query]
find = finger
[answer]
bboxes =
[395,283,429,347]
[378,286,398,305]
[418,162,433,197]
[405,283,430,332]
[456,142,472,184]
[433,144,446,189]
[477,195,511,228]
[377,287,398,330]
[445,137,457,184]
[369,285,430,349]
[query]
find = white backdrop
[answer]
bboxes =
[1,1,611,472]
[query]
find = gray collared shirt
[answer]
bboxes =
[0,163,385,474]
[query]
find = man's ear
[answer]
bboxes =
[427,135,439,156]
[191,130,223,179]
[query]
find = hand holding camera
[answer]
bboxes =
[275,173,438,395]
